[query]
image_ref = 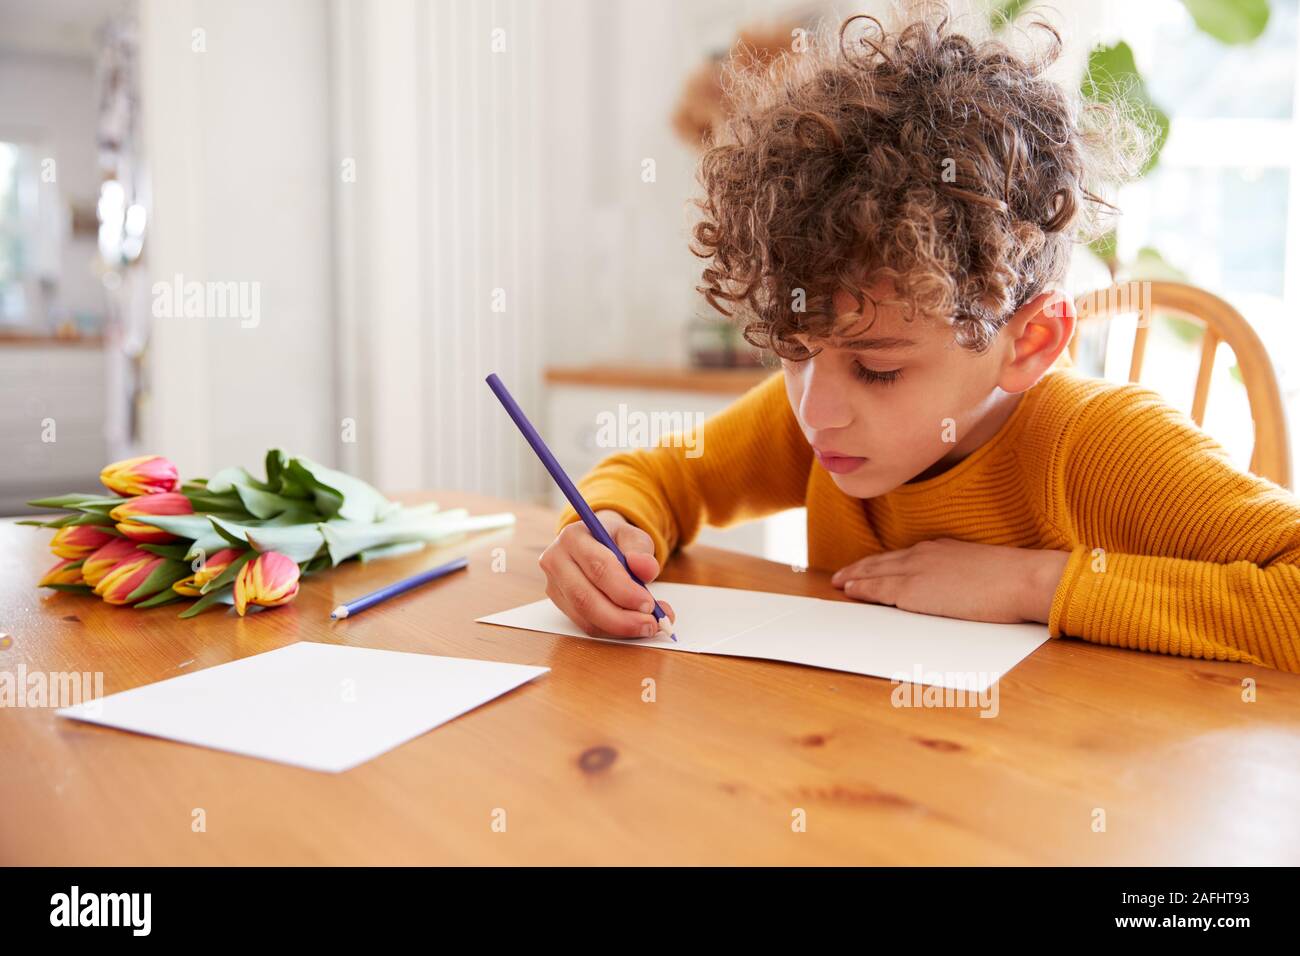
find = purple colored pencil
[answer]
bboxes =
[484,372,677,641]
[329,556,469,619]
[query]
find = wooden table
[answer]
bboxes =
[3,490,1299,865]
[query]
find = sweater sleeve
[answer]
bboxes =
[1047,382,1300,672]
[554,370,812,566]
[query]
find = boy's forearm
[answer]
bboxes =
[1049,547,1300,673]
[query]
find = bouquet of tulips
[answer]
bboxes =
[23,451,514,617]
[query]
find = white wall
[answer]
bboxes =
[137,0,336,479]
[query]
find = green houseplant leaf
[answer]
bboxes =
[1082,41,1170,178]
[1182,0,1269,44]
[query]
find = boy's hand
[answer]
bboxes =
[539,509,677,639]
[831,539,1071,625]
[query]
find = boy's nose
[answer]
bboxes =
[797,360,853,431]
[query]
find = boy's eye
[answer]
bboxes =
[852,361,903,386]
[779,338,814,361]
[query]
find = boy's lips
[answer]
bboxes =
[814,448,868,474]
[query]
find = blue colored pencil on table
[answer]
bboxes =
[330,556,469,620]
[484,372,678,641]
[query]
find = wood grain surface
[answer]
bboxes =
[2,490,1298,865]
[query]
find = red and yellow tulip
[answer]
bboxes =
[49,524,116,560]
[94,553,165,606]
[109,492,194,543]
[173,547,243,597]
[233,551,300,616]
[82,538,146,587]
[39,559,85,587]
[100,455,180,497]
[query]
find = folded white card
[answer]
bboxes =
[477,582,1047,692]
[57,642,548,772]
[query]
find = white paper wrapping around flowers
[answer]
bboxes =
[477,582,1048,692]
[57,642,548,772]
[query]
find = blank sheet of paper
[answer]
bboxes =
[56,642,548,772]
[477,582,1047,691]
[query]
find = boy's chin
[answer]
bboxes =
[825,466,902,499]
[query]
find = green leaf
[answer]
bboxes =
[989,0,1036,30]
[26,492,116,509]
[139,542,194,560]
[1082,41,1170,176]
[301,554,333,575]
[126,559,192,603]
[276,471,313,500]
[182,490,253,517]
[320,509,515,565]
[200,549,255,595]
[66,511,117,527]
[207,516,252,548]
[17,514,80,528]
[178,585,235,619]
[204,465,272,494]
[1181,0,1269,45]
[265,449,287,490]
[1124,246,1190,283]
[288,456,399,523]
[26,494,126,517]
[21,511,115,529]
[243,526,327,564]
[45,584,95,594]
[208,515,326,564]
[135,589,186,609]
[231,483,318,521]
[128,513,217,540]
[358,541,427,563]
[1087,229,1118,269]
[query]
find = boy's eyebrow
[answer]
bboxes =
[831,335,918,351]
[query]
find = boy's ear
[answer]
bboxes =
[996,288,1075,394]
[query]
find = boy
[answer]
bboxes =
[539,14,1300,672]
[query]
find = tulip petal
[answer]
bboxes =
[39,559,85,587]
[97,556,162,604]
[101,455,180,497]
[49,525,116,560]
[233,551,301,616]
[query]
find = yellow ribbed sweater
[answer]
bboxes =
[557,368,1300,672]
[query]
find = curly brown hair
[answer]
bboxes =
[691,11,1154,356]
